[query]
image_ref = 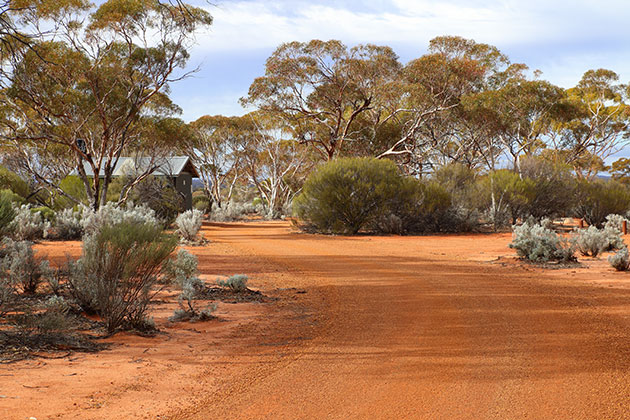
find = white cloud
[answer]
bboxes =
[175,0,630,120]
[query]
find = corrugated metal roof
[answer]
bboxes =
[73,156,199,178]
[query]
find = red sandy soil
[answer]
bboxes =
[4,221,630,419]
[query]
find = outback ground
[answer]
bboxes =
[3,221,630,419]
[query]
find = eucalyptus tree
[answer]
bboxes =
[0,0,212,209]
[373,36,514,175]
[555,69,630,179]
[183,115,251,209]
[241,40,402,161]
[242,112,314,218]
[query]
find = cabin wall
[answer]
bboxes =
[176,173,193,210]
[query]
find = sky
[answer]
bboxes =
[170,0,630,122]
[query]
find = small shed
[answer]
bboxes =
[78,156,199,210]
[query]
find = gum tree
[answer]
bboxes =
[0,0,212,209]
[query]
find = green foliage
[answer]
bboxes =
[56,176,88,209]
[293,158,404,234]
[509,220,576,263]
[0,166,29,198]
[0,188,25,205]
[67,221,177,333]
[574,179,630,227]
[125,176,184,224]
[193,194,210,212]
[0,195,16,235]
[31,206,56,222]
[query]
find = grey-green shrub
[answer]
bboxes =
[175,209,203,242]
[67,220,177,333]
[9,205,51,240]
[166,249,216,322]
[80,202,159,236]
[509,220,576,262]
[53,207,85,240]
[0,238,52,294]
[609,247,630,271]
[163,249,199,288]
[572,226,609,257]
[217,274,248,292]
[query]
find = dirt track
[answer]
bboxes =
[6,221,630,419]
[172,222,630,419]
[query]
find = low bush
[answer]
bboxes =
[53,207,85,240]
[293,158,410,234]
[209,201,258,222]
[217,274,248,292]
[166,249,216,322]
[509,220,576,263]
[80,202,159,235]
[175,209,203,242]
[609,247,630,271]
[9,205,51,240]
[193,194,211,212]
[572,226,609,257]
[67,221,177,333]
[128,176,185,224]
[0,238,52,294]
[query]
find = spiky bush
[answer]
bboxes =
[572,226,609,257]
[509,221,576,263]
[175,209,203,242]
[0,238,52,294]
[609,247,630,271]
[217,274,248,292]
[67,221,177,333]
[80,202,159,236]
[9,205,51,240]
[53,207,85,240]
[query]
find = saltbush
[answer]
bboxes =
[163,249,199,288]
[67,221,177,333]
[217,274,248,292]
[509,220,576,262]
[0,238,51,294]
[572,226,609,257]
[80,202,159,235]
[9,205,51,240]
[609,247,630,271]
[53,207,85,240]
[175,209,203,242]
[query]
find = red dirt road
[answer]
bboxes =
[174,222,630,420]
[5,221,630,419]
